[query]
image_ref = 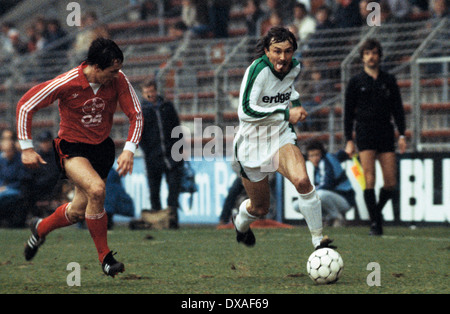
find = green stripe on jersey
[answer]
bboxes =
[242,58,269,118]
[241,56,300,118]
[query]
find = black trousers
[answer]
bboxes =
[145,159,183,210]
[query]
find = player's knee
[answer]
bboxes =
[292,176,312,194]
[87,182,106,203]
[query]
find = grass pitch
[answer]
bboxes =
[0,224,448,294]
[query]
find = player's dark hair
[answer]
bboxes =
[85,37,124,70]
[359,38,383,59]
[305,139,327,156]
[254,26,298,60]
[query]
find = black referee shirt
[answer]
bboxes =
[344,70,406,141]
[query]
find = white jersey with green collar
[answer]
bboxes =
[238,54,302,125]
[233,55,302,182]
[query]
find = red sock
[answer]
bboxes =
[37,203,72,237]
[85,210,110,263]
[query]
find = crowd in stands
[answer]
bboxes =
[252,0,447,41]
[0,10,109,63]
[0,0,447,61]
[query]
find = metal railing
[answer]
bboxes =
[0,6,448,155]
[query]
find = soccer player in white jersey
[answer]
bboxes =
[232,26,335,249]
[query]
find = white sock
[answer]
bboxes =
[296,187,323,248]
[234,199,257,233]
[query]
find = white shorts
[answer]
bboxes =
[232,121,297,182]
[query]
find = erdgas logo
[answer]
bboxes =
[262,92,291,103]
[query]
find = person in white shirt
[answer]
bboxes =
[293,2,317,42]
[232,26,335,250]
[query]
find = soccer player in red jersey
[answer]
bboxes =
[18,38,143,277]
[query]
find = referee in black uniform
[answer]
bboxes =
[344,38,407,235]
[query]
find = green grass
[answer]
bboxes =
[0,225,448,294]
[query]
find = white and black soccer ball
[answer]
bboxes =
[307,248,344,284]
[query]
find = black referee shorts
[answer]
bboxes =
[355,124,395,153]
[53,137,115,179]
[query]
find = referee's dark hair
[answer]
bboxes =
[85,37,124,70]
[359,38,383,59]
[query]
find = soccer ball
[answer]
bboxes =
[306,248,344,284]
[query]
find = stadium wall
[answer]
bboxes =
[284,152,450,225]
[120,153,449,225]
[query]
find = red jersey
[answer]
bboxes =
[16,62,142,150]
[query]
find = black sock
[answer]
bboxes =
[364,189,377,224]
[377,188,394,212]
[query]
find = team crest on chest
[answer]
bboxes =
[81,97,106,127]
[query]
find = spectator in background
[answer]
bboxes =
[292,2,317,42]
[307,5,335,58]
[32,16,49,51]
[244,0,265,36]
[25,24,39,53]
[139,79,184,229]
[218,176,245,225]
[140,0,158,20]
[181,0,210,38]
[286,24,303,60]
[104,168,135,230]
[8,29,28,55]
[209,0,231,38]
[72,11,109,62]
[294,139,355,227]
[44,19,69,51]
[163,0,182,17]
[1,129,16,142]
[333,0,362,28]
[379,0,395,24]
[423,0,448,74]
[386,0,411,22]
[295,66,333,131]
[263,0,295,24]
[0,139,32,227]
[359,0,372,25]
[260,10,283,35]
[430,0,449,20]
[28,130,61,217]
[1,129,21,152]
[156,21,188,56]
[0,22,16,57]
[410,0,429,12]
[315,5,335,30]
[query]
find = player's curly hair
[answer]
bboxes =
[85,37,124,70]
[254,26,298,60]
